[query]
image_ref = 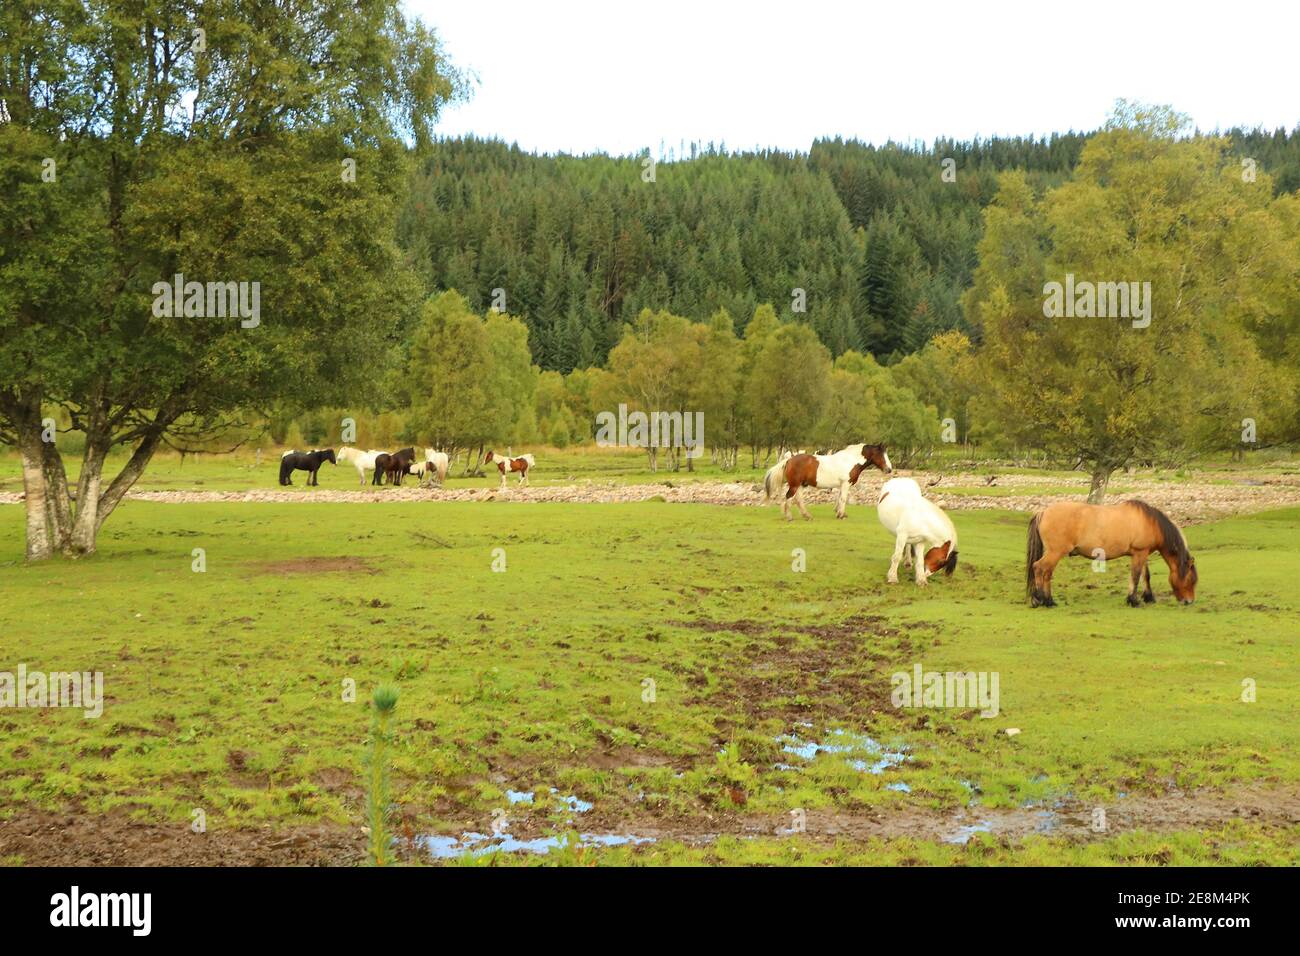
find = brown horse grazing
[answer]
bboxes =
[766,443,892,520]
[1026,500,1198,608]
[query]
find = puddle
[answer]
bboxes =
[501,788,591,812]
[777,728,908,775]
[416,830,654,859]
[944,821,992,844]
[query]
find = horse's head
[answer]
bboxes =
[1169,553,1198,605]
[484,451,495,464]
[323,448,336,465]
[861,443,893,475]
[923,542,958,577]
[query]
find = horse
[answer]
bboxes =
[1026,500,1198,608]
[876,477,958,586]
[383,447,418,485]
[422,448,450,485]
[337,447,384,487]
[766,443,892,520]
[485,450,534,489]
[761,450,805,497]
[278,448,336,486]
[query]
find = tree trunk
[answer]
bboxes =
[67,441,108,555]
[18,435,54,561]
[91,430,165,541]
[1087,465,1113,504]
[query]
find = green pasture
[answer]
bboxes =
[0,493,1295,865]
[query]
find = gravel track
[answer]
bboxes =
[3,470,1298,524]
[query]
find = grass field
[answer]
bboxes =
[1,487,1296,865]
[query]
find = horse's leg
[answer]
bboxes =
[887,532,908,584]
[795,486,812,520]
[1142,561,1155,603]
[1127,551,1148,607]
[782,483,793,521]
[1032,551,1062,607]
[913,542,928,587]
[835,481,848,519]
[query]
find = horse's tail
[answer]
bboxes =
[1026,513,1044,597]
[944,549,958,576]
[763,454,791,500]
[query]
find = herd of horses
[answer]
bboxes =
[279,439,1198,608]
[764,442,1198,607]
[278,446,533,490]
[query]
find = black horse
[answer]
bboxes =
[385,447,418,485]
[370,448,416,486]
[279,448,336,486]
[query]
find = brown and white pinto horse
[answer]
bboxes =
[1027,500,1198,607]
[485,451,535,489]
[765,443,892,520]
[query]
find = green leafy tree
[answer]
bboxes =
[970,103,1297,500]
[0,0,465,558]
[405,291,492,459]
[747,322,832,457]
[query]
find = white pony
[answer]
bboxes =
[877,477,958,586]
[422,449,450,485]
[767,443,892,521]
[337,446,384,486]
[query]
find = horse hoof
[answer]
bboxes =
[886,576,899,585]
[1127,594,1142,608]
[1142,593,1156,604]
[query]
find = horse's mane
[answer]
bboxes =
[1128,500,1190,575]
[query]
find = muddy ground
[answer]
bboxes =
[4,783,1296,865]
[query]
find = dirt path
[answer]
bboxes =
[3,470,1298,523]
[4,783,1295,865]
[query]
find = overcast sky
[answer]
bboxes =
[408,0,1299,156]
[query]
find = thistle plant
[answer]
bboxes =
[366,684,400,866]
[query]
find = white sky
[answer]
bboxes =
[408,0,1299,156]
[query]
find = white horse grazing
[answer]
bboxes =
[877,477,958,586]
[422,449,450,485]
[337,446,384,487]
[768,443,892,520]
